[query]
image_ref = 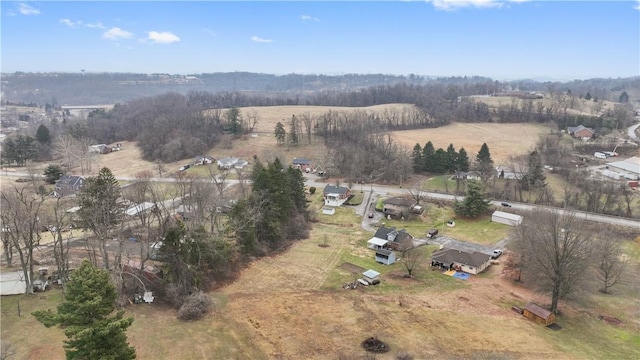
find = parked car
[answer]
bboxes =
[491,249,503,259]
[368,212,374,219]
[179,164,191,172]
[501,202,512,207]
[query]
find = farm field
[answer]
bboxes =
[468,95,618,117]
[391,122,552,164]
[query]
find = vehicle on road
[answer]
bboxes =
[491,249,503,259]
[368,212,374,219]
[178,164,191,172]
[501,202,512,207]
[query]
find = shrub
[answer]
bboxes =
[177,292,213,321]
[309,186,316,194]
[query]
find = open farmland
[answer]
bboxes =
[467,95,618,117]
[391,122,552,164]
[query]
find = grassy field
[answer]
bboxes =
[2,207,639,359]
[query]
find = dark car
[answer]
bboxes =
[501,202,512,207]
[179,164,191,172]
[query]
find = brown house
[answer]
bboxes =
[523,303,556,326]
[382,196,415,219]
[567,125,594,140]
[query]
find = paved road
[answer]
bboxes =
[627,122,640,142]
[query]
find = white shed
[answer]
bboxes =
[491,211,523,226]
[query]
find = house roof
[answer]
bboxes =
[492,211,523,221]
[431,248,492,268]
[367,238,388,247]
[373,226,398,240]
[292,158,311,165]
[362,269,380,279]
[125,202,156,216]
[217,157,239,165]
[56,174,84,188]
[525,303,553,319]
[567,125,594,135]
[607,157,640,175]
[383,196,415,207]
[323,184,350,195]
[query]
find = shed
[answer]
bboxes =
[523,303,556,326]
[375,249,396,265]
[0,271,27,295]
[362,269,380,283]
[322,207,336,215]
[491,211,523,226]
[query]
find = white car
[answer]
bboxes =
[491,249,503,259]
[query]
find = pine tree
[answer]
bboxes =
[35,124,51,144]
[421,141,435,172]
[33,260,136,360]
[432,148,448,173]
[454,180,490,217]
[474,143,494,181]
[445,143,458,173]
[411,143,423,173]
[274,122,286,145]
[225,107,243,138]
[288,115,299,147]
[456,147,470,172]
[619,91,629,103]
[77,167,123,270]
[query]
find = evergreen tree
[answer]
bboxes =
[33,260,136,360]
[432,148,448,173]
[411,143,423,173]
[584,92,592,101]
[526,150,546,187]
[225,107,243,138]
[474,143,494,181]
[274,122,286,145]
[445,143,458,172]
[456,147,470,172]
[421,141,435,172]
[288,115,299,147]
[0,134,37,166]
[77,167,123,270]
[619,91,629,103]
[43,164,64,184]
[454,180,490,217]
[35,124,51,144]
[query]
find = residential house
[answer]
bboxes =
[53,175,85,197]
[382,196,415,219]
[125,202,157,217]
[567,125,595,140]
[430,248,492,275]
[452,171,481,181]
[217,157,239,169]
[292,158,312,172]
[367,226,413,250]
[323,184,351,206]
[233,159,249,169]
[88,144,111,154]
[194,155,214,166]
[606,156,640,180]
[495,164,527,180]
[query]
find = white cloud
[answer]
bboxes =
[19,3,40,15]
[301,14,320,22]
[85,22,106,29]
[60,18,81,28]
[103,27,134,40]
[147,31,180,44]
[428,0,528,11]
[634,1,640,10]
[251,36,273,43]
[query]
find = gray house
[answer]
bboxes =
[53,175,85,197]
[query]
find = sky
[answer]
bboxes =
[1,1,639,81]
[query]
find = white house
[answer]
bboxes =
[430,248,492,275]
[491,211,523,226]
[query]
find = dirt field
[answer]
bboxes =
[391,122,551,164]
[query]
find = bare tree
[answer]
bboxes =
[0,185,45,294]
[300,112,314,144]
[407,180,427,206]
[511,210,594,313]
[47,196,75,289]
[594,234,627,294]
[397,237,425,277]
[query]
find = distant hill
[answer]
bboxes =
[1,72,638,106]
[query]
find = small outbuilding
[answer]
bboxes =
[491,211,523,226]
[322,207,336,215]
[523,302,556,326]
[375,249,396,265]
[362,269,380,284]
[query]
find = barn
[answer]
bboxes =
[491,211,523,226]
[523,303,556,326]
[375,249,396,265]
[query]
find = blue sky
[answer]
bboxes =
[1,1,639,80]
